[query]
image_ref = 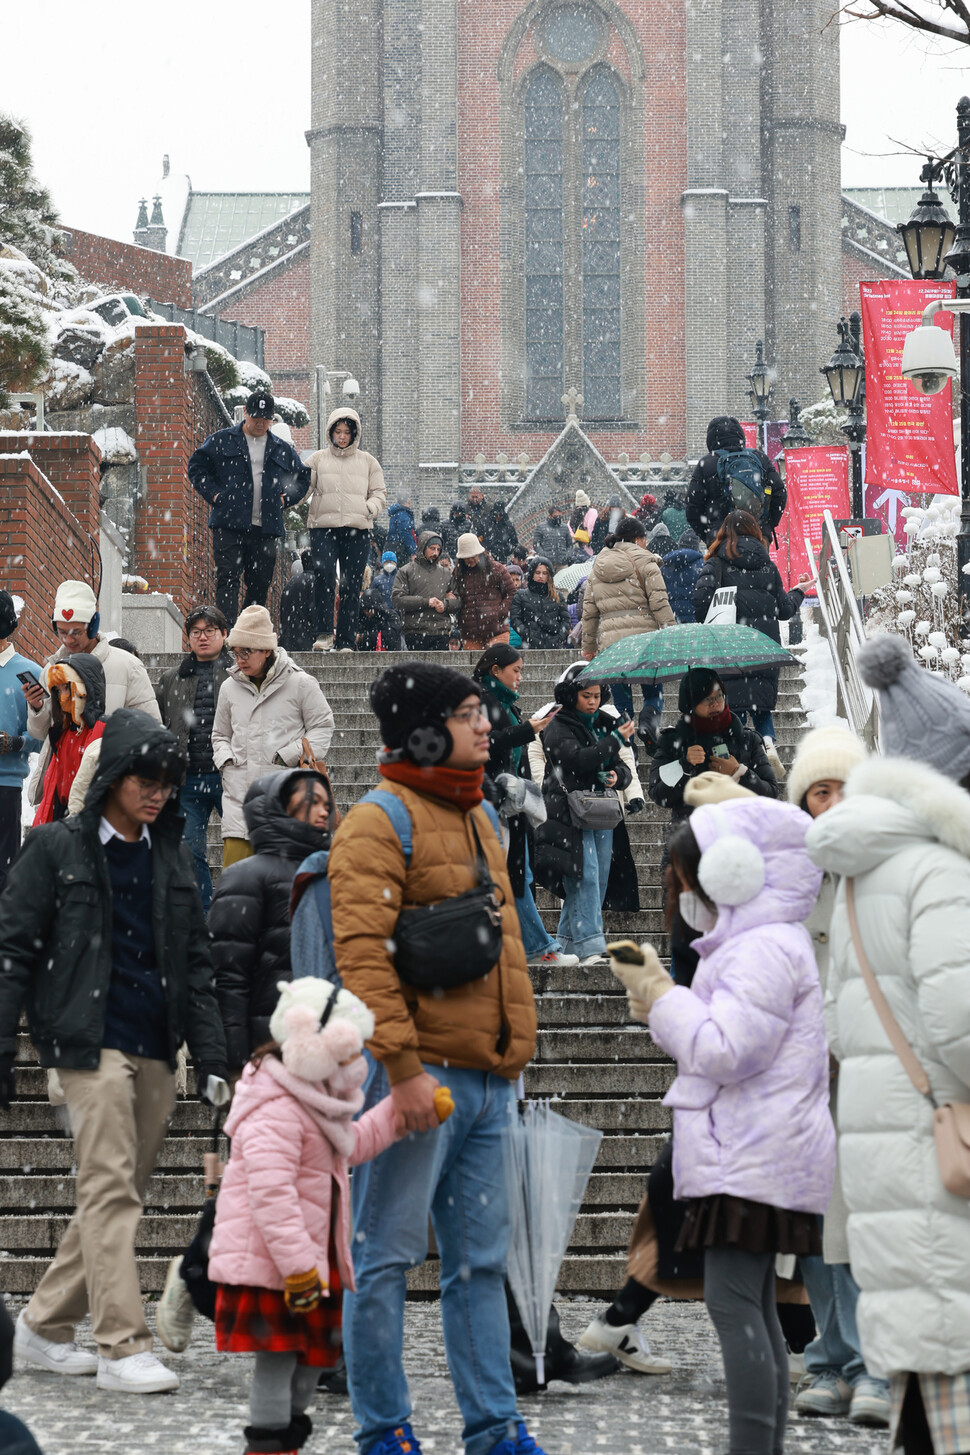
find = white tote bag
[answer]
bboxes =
[704,585,737,625]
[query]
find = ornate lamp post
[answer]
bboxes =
[944,100,970,620]
[898,164,956,281]
[783,398,811,450]
[746,340,772,451]
[821,315,866,519]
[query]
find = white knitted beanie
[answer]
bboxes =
[227,604,277,651]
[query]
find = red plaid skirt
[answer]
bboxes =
[215,1247,342,1368]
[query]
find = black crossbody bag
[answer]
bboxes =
[394,817,505,991]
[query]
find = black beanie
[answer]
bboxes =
[0,592,17,639]
[678,667,723,715]
[370,662,481,752]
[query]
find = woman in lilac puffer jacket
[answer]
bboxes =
[609,796,835,1455]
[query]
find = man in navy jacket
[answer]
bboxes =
[188,392,310,626]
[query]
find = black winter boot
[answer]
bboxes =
[285,1413,313,1448]
[242,1425,296,1454]
[507,1289,620,1393]
[317,1352,348,1395]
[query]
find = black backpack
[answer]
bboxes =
[714,447,770,522]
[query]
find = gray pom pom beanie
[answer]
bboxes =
[858,633,970,782]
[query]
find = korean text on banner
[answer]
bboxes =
[771,447,850,588]
[860,279,957,497]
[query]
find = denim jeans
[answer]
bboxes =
[611,682,663,722]
[513,841,557,959]
[0,1410,42,1455]
[345,1060,520,1455]
[557,827,613,958]
[180,772,223,913]
[800,1252,885,1391]
[736,707,776,740]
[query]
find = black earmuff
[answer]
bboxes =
[405,720,454,766]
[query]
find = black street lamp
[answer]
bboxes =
[821,314,866,518]
[783,398,811,449]
[746,340,772,450]
[898,163,956,280]
[944,99,970,624]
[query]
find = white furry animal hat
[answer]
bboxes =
[858,632,970,784]
[269,978,375,1083]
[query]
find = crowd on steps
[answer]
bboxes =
[0,403,966,1455]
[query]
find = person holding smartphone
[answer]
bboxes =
[0,591,41,890]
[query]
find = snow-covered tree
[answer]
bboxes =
[0,114,74,284]
[0,263,50,407]
[844,0,970,45]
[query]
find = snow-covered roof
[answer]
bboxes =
[176,191,309,269]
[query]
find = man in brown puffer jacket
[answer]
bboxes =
[327,661,544,1455]
[450,533,517,648]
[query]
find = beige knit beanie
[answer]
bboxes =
[227,605,277,651]
[787,724,867,809]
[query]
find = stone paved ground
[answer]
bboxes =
[3,1297,888,1454]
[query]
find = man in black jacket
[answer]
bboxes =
[685,416,786,544]
[0,711,228,1396]
[155,603,232,911]
[208,767,332,1070]
[188,392,310,626]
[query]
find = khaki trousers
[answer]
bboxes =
[25,1049,175,1359]
[222,836,253,867]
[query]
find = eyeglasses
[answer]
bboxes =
[131,778,175,801]
[449,706,490,727]
[699,690,726,709]
[189,626,220,639]
[231,647,262,660]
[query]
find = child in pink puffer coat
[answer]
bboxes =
[208,977,450,1455]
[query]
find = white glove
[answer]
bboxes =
[608,941,674,1021]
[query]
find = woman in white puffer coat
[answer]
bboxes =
[806,633,970,1455]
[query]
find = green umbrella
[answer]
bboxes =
[578,623,791,685]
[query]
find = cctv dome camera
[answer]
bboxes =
[900,324,958,397]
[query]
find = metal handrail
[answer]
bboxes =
[804,511,878,749]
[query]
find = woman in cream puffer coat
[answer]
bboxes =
[806,753,970,1431]
[581,522,675,657]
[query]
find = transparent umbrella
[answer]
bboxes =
[553,560,594,594]
[502,1099,602,1384]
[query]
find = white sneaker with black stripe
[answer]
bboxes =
[578,1313,672,1374]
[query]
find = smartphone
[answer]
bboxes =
[709,742,730,759]
[535,702,561,720]
[16,671,45,695]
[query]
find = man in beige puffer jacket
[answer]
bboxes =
[305,407,387,651]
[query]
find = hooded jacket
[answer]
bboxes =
[531,516,573,568]
[27,635,161,805]
[509,559,570,649]
[304,407,386,532]
[694,535,803,713]
[188,421,310,536]
[450,552,516,644]
[208,1053,397,1294]
[35,653,108,825]
[581,541,675,656]
[685,417,785,543]
[661,537,705,623]
[483,505,519,563]
[209,770,332,1068]
[649,714,777,822]
[327,781,537,1084]
[0,709,227,1074]
[386,502,417,564]
[357,586,400,651]
[211,649,335,840]
[806,756,970,1378]
[391,531,456,635]
[649,798,834,1213]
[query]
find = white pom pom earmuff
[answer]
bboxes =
[697,834,765,907]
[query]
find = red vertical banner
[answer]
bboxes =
[860,279,958,496]
[741,421,759,449]
[772,447,851,587]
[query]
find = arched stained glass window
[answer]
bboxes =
[581,70,621,420]
[524,69,565,421]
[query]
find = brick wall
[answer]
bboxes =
[0,437,101,663]
[62,227,193,308]
[203,253,314,451]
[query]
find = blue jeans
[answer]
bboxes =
[736,708,775,740]
[0,1409,42,1455]
[345,1061,520,1455]
[800,1251,884,1391]
[514,841,557,959]
[557,827,613,958]
[180,772,223,912]
[611,682,663,722]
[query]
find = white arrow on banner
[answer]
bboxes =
[871,487,910,534]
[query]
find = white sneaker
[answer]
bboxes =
[154,1256,195,1353]
[312,635,334,652]
[14,1310,98,1375]
[579,952,606,966]
[578,1313,672,1374]
[96,1351,179,1394]
[528,950,581,966]
[763,738,787,781]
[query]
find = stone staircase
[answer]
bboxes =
[1,650,808,1297]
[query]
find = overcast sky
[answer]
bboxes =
[3,1,969,247]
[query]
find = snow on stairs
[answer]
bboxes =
[0,650,807,1297]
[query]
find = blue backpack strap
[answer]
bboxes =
[358,788,413,865]
[479,799,503,844]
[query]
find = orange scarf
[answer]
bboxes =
[379,760,485,813]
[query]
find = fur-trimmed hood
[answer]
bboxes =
[806,754,970,878]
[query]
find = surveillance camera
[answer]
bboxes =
[900,324,958,396]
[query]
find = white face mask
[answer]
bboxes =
[679,890,717,934]
[383,562,396,573]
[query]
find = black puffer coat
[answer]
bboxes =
[685,417,785,543]
[648,714,778,823]
[0,710,227,1075]
[533,707,638,910]
[480,683,538,899]
[208,768,329,1068]
[509,558,571,649]
[694,536,803,713]
[483,506,519,563]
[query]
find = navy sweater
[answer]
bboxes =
[102,837,168,1060]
